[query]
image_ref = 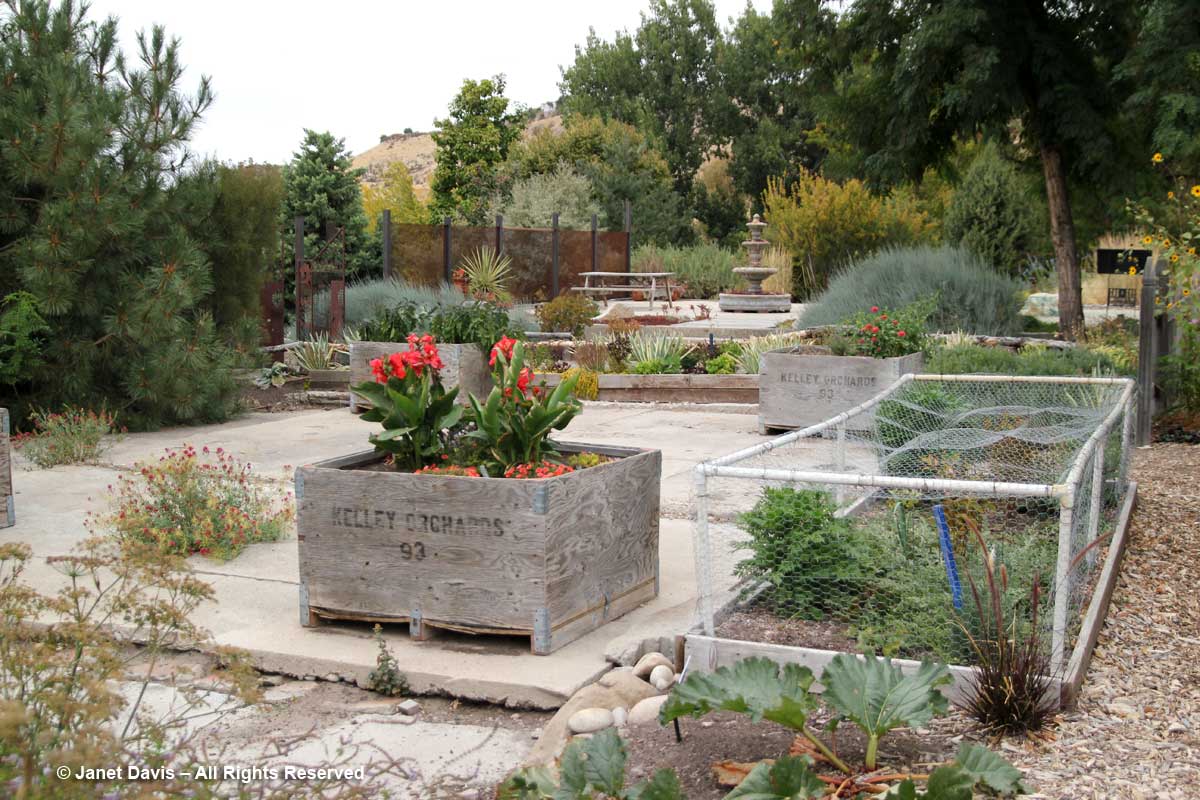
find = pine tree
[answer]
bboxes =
[0,0,247,427]
[279,130,374,279]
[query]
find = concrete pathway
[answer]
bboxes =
[3,405,764,709]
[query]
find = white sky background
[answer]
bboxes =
[87,0,771,165]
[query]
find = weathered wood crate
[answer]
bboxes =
[348,341,492,412]
[759,349,923,433]
[536,372,759,404]
[1,408,12,528]
[295,441,661,654]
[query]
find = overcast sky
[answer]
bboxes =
[87,0,771,165]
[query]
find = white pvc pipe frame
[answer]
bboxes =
[692,372,1136,677]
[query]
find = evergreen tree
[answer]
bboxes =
[429,76,523,225]
[206,163,284,327]
[0,0,247,427]
[944,144,1037,277]
[279,130,373,279]
[834,0,1141,339]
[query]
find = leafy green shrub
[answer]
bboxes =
[798,246,1024,335]
[565,451,611,469]
[489,162,600,230]
[632,356,682,374]
[534,294,598,336]
[628,332,691,365]
[332,279,465,330]
[1020,314,1059,334]
[99,445,292,560]
[704,352,739,374]
[944,144,1037,277]
[368,624,409,697]
[734,488,869,619]
[763,172,936,298]
[926,343,1124,376]
[19,407,121,468]
[632,242,740,298]
[357,300,519,353]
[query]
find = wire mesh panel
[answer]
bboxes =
[692,374,1135,677]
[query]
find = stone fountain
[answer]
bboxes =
[718,214,791,313]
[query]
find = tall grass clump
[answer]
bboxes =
[632,242,739,298]
[798,245,1024,335]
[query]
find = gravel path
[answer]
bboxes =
[1007,444,1199,799]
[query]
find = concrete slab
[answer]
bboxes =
[2,405,763,709]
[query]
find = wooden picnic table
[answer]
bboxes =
[571,271,675,308]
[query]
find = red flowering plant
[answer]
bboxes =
[503,460,575,479]
[834,300,931,359]
[466,337,582,475]
[350,334,465,472]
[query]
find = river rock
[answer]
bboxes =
[568,707,614,734]
[612,706,628,727]
[649,664,675,691]
[632,652,674,680]
[525,670,659,765]
[627,695,669,726]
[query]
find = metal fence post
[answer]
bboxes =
[551,212,560,298]
[495,214,503,256]
[381,209,392,277]
[623,199,632,273]
[1135,259,1158,445]
[590,213,598,273]
[1051,490,1074,677]
[442,216,452,283]
[293,216,304,340]
[693,466,715,636]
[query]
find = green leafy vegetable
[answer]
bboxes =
[725,756,826,799]
[660,657,849,774]
[820,654,951,770]
[952,743,1028,796]
[497,729,683,800]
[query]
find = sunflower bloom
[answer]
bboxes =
[1192,185,1200,197]
[1152,153,1164,163]
[1142,235,1154,244]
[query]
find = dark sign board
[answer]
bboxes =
[1096,248,1151,275]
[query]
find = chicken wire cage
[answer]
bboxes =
[692,373,1135,678]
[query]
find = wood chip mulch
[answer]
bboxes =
[997,444,1200,799]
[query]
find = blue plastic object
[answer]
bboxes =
[932,504,963,611]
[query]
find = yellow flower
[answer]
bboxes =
[1192,185,1200,197]
[1156,296,1163,304]
[1142,235,1153,244]
[1189,248,1197,255]
[1128,266,1137,274]
[1185,289,1192,297]
[1171,254,1180,262]
[1168,191,1176,200]
[1153,153,1164,163]
[1163,239,1172,247]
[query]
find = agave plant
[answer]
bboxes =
[459,246,513,302]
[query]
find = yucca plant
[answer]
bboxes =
[460,246,513,303]
[628,332,691,365]
[735,332,811,374]
[293,333,343,372]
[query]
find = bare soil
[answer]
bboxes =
[715,608,861,653]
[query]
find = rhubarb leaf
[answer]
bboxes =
[953,743,1028,796]
[725,756,825,800]
[820,654,951,769]
[660,657,818,728]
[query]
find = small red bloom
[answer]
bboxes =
[490,336,517,366]
[897,330,906,337]
[871,306,879,313]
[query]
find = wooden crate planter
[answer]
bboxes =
[536,372,759,404]
[348,342,492,412]
[0,408,11,528]
[758,349,923,433]
[295,441,661,654]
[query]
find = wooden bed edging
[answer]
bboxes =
[536,372,759,404]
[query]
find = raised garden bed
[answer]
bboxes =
[348,341,491,412]
[690,374,1138,708]
[758,346,923,433]
[1,408,11,528]
[295,441,661,654]
[536,372,759,404]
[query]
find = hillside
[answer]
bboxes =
[353,112,564,196]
